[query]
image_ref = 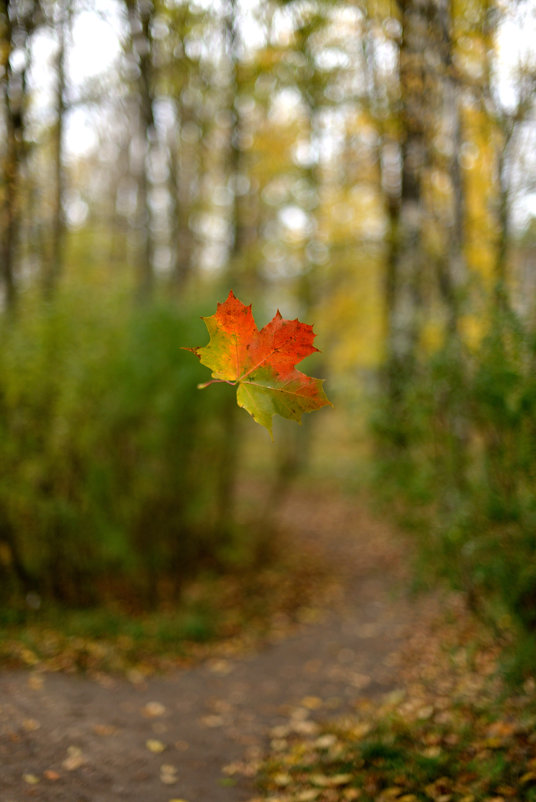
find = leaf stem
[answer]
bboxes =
[197,379,237,389]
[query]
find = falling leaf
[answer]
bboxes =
[184,291,331,436]
[23,773,40,784]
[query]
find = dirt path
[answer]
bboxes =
[0,488,422,802]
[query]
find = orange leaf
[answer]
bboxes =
[185,291,332,436]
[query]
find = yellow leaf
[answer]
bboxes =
[380,788,403,799]
[62,746,85,771]
[21,647,38,666]
[23,773,40,784]
[314,734,338,749]
[329,774,354,786]
[146,739,166,753]
[273,772,292,787]
[301,696,323,710]
[311,774,331,787]
[421,746,441,758]
[160,764,178,785]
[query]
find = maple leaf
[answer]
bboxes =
[184,291,331,436]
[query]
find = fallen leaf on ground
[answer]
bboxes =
[201,714,224,727]
[62,745,85,771]
[208,659,233,675]
[175,740,189,751]
[92,723,117,736]
[146,738,166,753]
[160,764,178,785]
[301,696,323,710]
[44,770,61,781]
[143,701,166,717]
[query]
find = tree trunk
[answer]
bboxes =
[0,0,20,309]
[45,0,68,296]
[124,0,155,300]
[436,0,467,336]
[168,108,196,290]
[384,0,430,403]
[215,0,246,530]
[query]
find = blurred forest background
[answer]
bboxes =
[1,0,536,672]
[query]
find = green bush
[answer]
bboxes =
[373,307,536,678]
[0,283,239,609]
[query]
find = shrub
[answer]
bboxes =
[373,307,536,679]
[0,282,239,609]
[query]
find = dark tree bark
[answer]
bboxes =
[123,0,156,299]
[44,0,69,296]
[215,0,247,530]
[435,0,467,336]
[384,0,432,404]
[168,103,196,289]
[0,1,32,308]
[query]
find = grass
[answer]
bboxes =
[0,524,336,676]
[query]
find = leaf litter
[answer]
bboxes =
[253,593,536,802]
[3,485,533,802]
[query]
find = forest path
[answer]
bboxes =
[0,486,426,802]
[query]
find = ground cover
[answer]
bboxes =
[0,484,412,801]
[255,595,536,802]
[1,484,534,802]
